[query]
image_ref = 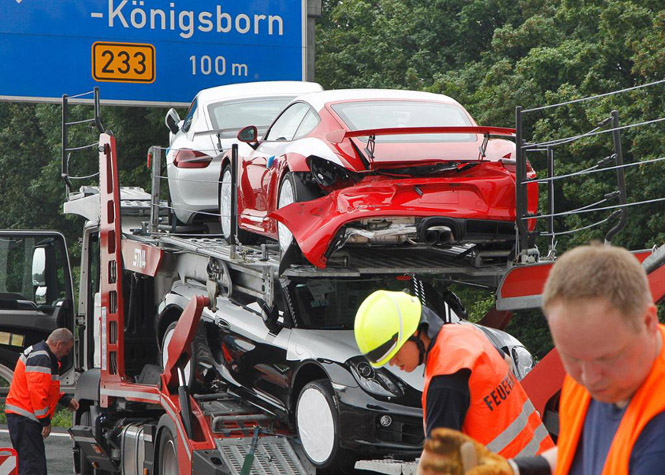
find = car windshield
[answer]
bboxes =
[285,277,461,330]
[208,97,294,138]
[330,100,475,143]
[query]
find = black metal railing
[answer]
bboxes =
[513,78,665,261]
[61,87,105,194]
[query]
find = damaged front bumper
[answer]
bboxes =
[271,171,533,268]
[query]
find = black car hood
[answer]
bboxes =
[287,329,425,391]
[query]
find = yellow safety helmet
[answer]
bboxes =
[354,290,422,368]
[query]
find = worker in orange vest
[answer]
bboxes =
[418,244,665,475]
[354,290,553,473]
[5,328,79,475]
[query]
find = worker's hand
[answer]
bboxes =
[68,398,79,411]
[418,428,514,475]
[41,424,51,439]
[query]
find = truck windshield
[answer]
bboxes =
[0,233,70,310]
[285,277,461,330]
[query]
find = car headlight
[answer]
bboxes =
[511,346,534,380]
[347,356,405,398]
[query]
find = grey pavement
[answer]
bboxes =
[0,424,415,474]
[0,425,73,474]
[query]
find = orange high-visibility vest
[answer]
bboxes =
[556,324,665,475]
[5,342,63,424]
[423,324,554,458]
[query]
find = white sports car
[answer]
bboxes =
[164,81,323,225]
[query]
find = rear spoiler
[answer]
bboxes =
[326,126,516,143]
[193,127,233,138]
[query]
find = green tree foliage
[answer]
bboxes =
[0,102,171,265]
[318,0,665,254]
[316,0,665,353]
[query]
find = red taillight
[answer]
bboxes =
[173,149,213,168]
[500,158,536,178]
[500,159,516,173]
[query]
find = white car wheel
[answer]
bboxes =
[296,380,338,467]
[277,174,296,252]
[220,166,233,238]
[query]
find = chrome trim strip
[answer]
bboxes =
[496,295,542,311]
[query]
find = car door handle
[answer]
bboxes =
[216,319,231,331]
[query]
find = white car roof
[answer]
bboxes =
[195,81,323,105]
[293,89,463,112]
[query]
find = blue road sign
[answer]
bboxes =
[0,0,306,105]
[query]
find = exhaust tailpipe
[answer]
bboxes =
[424,229,440,245]
[424,225,454,245]
[437,227,454,244]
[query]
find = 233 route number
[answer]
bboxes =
[92,42,155,83]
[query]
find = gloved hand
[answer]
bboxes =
[418,428,515,475]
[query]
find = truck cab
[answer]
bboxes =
[0,230,76,389]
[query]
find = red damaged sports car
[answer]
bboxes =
[219,89,537,268]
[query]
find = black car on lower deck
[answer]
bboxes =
[173,276,535,470]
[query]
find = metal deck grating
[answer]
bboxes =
[286,247,512,284]
[159,236,279,268]
[153,235,511,284]
[216,436,313,475]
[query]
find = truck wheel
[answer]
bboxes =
[295,379,353,470]
[75,409,112,475]
[219,164,256,244]
[77,410,94,475]
[157,426,178,475]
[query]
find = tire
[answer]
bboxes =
[277,172,320,253]
[157,426,178,475]
[161,321,192,386]
[77,410,94,475]
[161,320,215,393]
[296,379,354,470]
[219,164,256,244]
[75,409,112,475]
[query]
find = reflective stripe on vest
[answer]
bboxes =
[422,324,554,458]
[34,406,50,417]
[25,366,51,375]
[516,418,552,458]
[487,398,540,453]
[4,404,38,423]
[556,324,665,475]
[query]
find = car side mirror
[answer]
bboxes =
[165,108,181,135]
[238,125,258,143]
